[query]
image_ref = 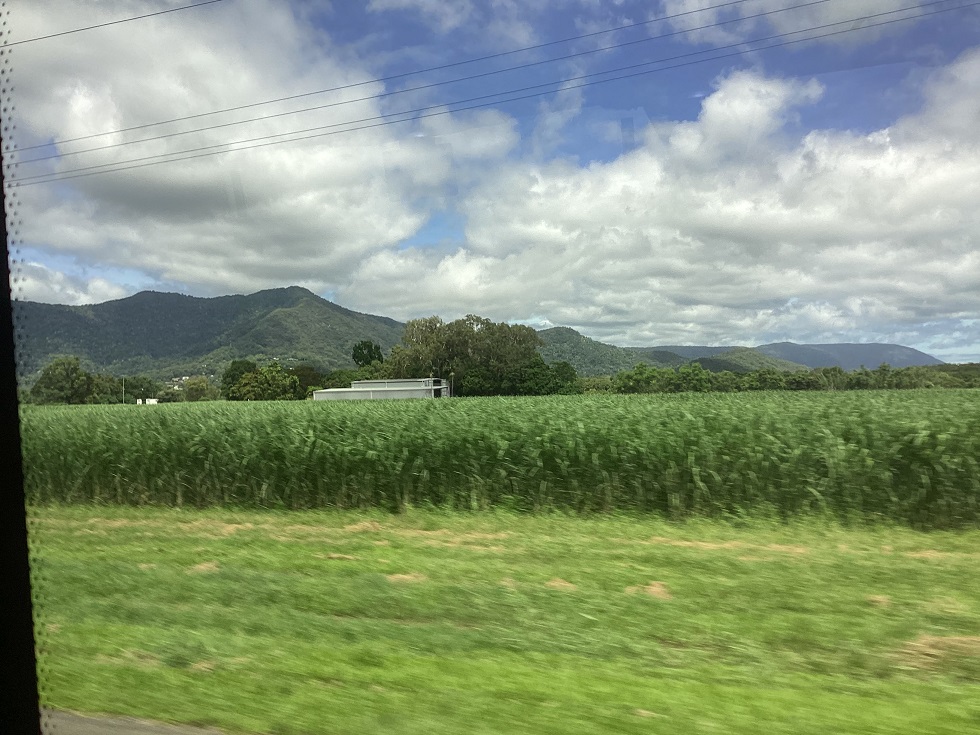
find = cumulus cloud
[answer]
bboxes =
[338,51,980,359]
[12,262,130,305]
[8,1,980,362]
[9,0,517,296]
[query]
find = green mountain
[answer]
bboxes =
[537,327,687,376]
[14,287,405,380]
[14,288,945,382]
[694,347,809,374]
[756,342,944,370]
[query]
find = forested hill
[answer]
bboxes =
[536,327,688,375]
[538,328,943,376]
[15,287,944,380]
[14,287,405,379]
[755,342,944,370]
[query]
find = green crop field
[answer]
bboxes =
[22,391,980,732]
[27,506,980,734]
[20,390,980,528]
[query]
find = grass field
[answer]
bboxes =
[29,506,980,734]
[20,390,980,527]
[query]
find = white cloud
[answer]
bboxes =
[12,262,130,305]
[338,50,980,358]
[8,2,980,362]
[10,0,517,297]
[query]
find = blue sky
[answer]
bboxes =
[7,0,980,361]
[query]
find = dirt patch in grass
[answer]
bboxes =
[386,572,427,584]
[634,709,666,718]
[903,549,980,561]
[896,635,980,670]
[905,550,948,560]
[187,561,220,574]
[640,536,807,555]
[183,520,254,537]
[545,578,577,591]
[96,649,161,668]
[922,597,970,615]
[344,521,384,533]
[422,539,505,552]
[867,595,892,608]
[500,577,517,589]
[626,581,672,599]
[320,553,359,561]
[189,660,216,673]
[138,563,157,571]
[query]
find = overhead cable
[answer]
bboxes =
[9,1,975,188]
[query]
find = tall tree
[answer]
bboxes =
[183,376,220,402]
[227,363,299,401]
[221,360,258,398]
[29,356,93,404]
[351,341,383,368]
[385,315,548,396]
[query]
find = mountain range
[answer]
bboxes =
[12,287,944,380]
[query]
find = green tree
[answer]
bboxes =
[88,373,123,404]
[785,371,821,391]
[872,363,894,389]
[29,356,94,404]
[287,364,326,399]
[385,315,546,396]
[814,366,848,391]
[743,369,787,391]
[227,364,300,401]
[351,341,384,368]
[675,363,712,392]
[221,360,258,399]
[710,371,742,392]
[184,375,220,402]
[123,375,164,403]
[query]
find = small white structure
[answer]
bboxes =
[136,398,160,405]
[313,377,450,401]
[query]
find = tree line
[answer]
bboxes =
[23,316,582,404]
[22,316,978,405]
[596,361,976,394]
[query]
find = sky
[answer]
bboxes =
[5,0,980,362]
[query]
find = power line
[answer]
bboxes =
[17,0,772,152]
[7,1,964,185]
[19,0,835,165]
[3,0,230,47]
[8,1,975,188]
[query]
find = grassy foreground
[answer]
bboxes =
[29,506,980,734]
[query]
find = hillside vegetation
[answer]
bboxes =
[537,327,687,375]
[14,287,404,379]
[695,347,810,374]
[14,287,950,384]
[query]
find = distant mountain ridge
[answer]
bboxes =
[755,342,944,371]
[14,287,404,379]
[13,288,944,380]
[538,329,943,376]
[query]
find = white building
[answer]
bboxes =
[312,378,450,401]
